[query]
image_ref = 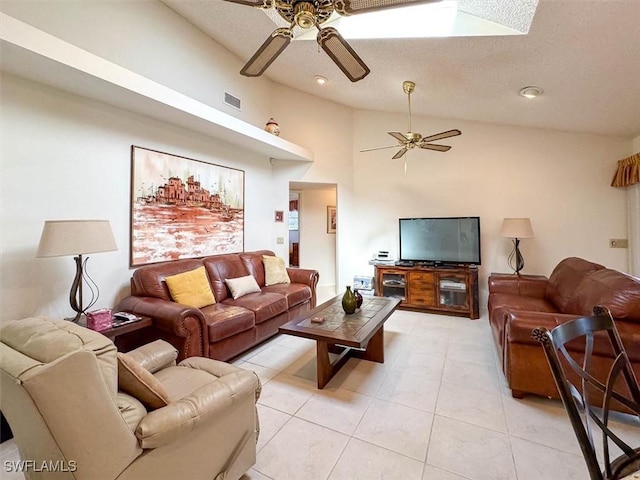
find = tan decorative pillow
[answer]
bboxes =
[165,266,216,308]
[225,275,261,299]
[263,255,291,286]
[117,353,169,410]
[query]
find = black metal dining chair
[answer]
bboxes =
[533,306,640,480]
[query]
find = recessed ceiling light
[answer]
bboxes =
[519,86,543,98]
[315,75,328,86]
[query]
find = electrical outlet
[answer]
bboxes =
[276,237,284,244]
[609,238,628,248]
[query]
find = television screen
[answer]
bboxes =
[399,217,481,265]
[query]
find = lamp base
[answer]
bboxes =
[65,313,85,324]
[507,238,525,275]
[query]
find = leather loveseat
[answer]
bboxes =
[488,257,640,400]
[0,317,261,480]
[117,250,319,361]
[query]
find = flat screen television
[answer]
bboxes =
[399,217,481,265]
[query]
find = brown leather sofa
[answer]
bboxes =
[117,250,319,361]
[488,257,640,400]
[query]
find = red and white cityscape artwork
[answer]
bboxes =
[130,146,244,266]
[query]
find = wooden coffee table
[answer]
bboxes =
[279,295,401,388]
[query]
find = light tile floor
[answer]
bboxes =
[2,309,639,480]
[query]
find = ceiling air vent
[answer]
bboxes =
[224,92,241,111]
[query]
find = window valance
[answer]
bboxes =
[611,152,640,187]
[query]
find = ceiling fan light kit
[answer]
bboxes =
[361,80,462,168]
[225,0,438,81]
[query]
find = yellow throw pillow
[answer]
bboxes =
[263,255,291,286]
[165,266,215,308]
[117,353,169,410]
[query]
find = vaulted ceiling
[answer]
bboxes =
[163,0,640,138]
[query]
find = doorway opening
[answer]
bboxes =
[288,182,337,303]
[289,192,300,267]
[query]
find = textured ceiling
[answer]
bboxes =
[162,0,640,138]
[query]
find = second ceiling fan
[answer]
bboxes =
[361,80,462,169]
[224,0,437,82]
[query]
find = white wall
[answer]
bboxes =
[346,110,631,308]
[0,74,281,322]
[0,0,272,128]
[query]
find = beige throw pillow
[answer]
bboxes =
[225,275,261,299]
[164,266,216,308]
[117,353,169,410]
[263,255,291,286]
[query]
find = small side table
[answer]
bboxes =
[79,315,152,351]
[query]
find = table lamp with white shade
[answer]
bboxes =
[500,218,534,275]
[37,220,117,322]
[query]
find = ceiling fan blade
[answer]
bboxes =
[392,147,408,159]
[240,28,292,77]
[223,0,273,8]
[421,129,461,142]
[388,131,409,142]
[334,0,437,15]
[419,143,452,152]
[360,144,402,152]
[317,27,370,82]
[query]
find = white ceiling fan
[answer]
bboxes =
[361,80,462,170]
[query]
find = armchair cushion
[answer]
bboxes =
[117,353,170,410]
[263,255,290,286]
[135,364,259,448]
[117,392,147,433]
[165,266,216,308]
[225,275,261,299]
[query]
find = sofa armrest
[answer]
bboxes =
[287,268,319,288]
[287,268,320,307]
[116,296,206,359]
[488,273,548,298]
[505,310,581,344]
[135,369,259,449]
[127,340,178,373]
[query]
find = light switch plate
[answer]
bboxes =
[276,237,284,244]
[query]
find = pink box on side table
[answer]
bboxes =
[86,309,113,332]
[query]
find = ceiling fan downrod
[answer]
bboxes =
[403,81,415,133]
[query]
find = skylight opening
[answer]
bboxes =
[333,1,458,39]
[281,0,534,41]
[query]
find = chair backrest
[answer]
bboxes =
[533,306,640,480]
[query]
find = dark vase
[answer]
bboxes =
[354,289,363,308]
[342,286,357,314]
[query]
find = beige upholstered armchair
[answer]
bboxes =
[0,317,260,480]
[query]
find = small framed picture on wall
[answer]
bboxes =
[327,206,336,234]
[274,210,284,223]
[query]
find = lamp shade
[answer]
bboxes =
[37,220,117,258]
[500,218,534,239]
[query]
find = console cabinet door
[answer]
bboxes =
[437,273,469,311]
[407,271,436,307]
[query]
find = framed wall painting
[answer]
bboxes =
[130,146,245,266]
[327,206,337,234]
